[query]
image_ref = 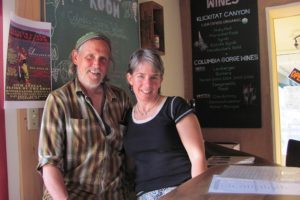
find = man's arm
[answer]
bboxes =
[42,164,69,200]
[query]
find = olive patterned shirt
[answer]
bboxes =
[37,78,131,200]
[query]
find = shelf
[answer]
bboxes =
[140,1,165,54]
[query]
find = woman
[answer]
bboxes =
[124,48,207,200]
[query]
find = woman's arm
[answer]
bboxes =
[42,164,69,200]
[176,113,207,177]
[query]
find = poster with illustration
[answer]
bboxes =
[191,0,261,127]
[5,14,51,108]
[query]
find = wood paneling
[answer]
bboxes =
[17,109,43,200]
[179,0,193,100]
[15,0,41,20]
[15,0,44,199]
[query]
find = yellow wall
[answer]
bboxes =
[139,0,185,97]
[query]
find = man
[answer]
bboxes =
[16,46,30,85]
[37,32,132,200]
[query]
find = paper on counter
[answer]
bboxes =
[209,165,300,195]
[209,175,300,195]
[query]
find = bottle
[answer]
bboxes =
[154,35,160,49]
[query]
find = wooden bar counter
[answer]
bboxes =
[160,164,300,200]
[160,142,300,200]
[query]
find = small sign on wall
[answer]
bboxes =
[288,68,300,85]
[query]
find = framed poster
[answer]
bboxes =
[191,0,261,128]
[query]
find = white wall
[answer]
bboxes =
[139,0,184,97]
[3,0,20,200]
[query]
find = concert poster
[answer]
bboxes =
[5,14,51,108]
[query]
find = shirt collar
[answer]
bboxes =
[74,77,118,103]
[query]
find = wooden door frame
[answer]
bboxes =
[266,2,300,165]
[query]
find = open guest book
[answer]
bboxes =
[209,165,300,195]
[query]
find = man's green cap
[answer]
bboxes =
[75,32,111,50]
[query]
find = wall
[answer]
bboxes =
[3,0,185,199]
[0,0,9,199]
[139,0,185,97]
[4,0,43,199]
[179,0,300,163]
[3,1,21,200]
[4,0,300,199]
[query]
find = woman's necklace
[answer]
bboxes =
[135,96,161,116]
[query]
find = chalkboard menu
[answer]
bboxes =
[190,0,261,128]
[44,0,139,94]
